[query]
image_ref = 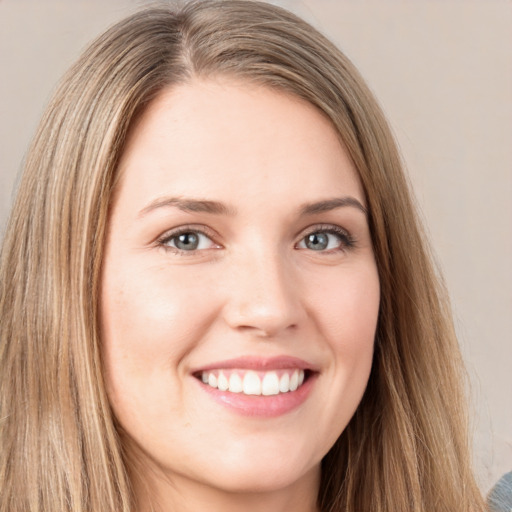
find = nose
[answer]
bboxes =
[221,250,304,338]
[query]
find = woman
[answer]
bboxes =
[0,1,485,511]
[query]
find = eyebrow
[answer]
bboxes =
[299,197,367,217]
[138,195,367,218]
[138,197,236,217]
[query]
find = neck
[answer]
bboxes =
[133,463,321,512]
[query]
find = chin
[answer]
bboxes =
[189,439,322,495]
[194,459,320,496]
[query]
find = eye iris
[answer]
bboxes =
[306,233,329,250]
[175,233,199,250]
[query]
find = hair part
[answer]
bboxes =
[0,1,484,511]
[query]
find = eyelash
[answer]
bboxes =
[157,225,218,254]
[299,224,356,253]
[157,224,356,255]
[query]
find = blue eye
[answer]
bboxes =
[160,230,216,252]
[297,227,353,252]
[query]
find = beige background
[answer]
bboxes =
[0,0,510,493]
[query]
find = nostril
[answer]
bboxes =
[234,322,298,337]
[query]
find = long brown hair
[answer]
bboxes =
[0,1,485,511]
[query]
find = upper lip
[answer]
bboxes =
[191,355,319,373]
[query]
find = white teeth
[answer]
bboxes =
[289,370,299,391]
[261,372,280,396]
[279,373,290,393]
[217,371,229,391]
[200,369,306,396]
[208,373,217,388]
[243,371,261,395]
[228,373,243,393]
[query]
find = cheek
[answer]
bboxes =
[293,261,379,453]
[99,259,218,412]
[101,261,208,360]
[310,262,380,348]
[99,264,216,442]
[306,262,379,397]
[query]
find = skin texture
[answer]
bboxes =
[100,78,380,512]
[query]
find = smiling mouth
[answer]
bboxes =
[195,369,311,396]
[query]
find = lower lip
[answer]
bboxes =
[195,374,317,418]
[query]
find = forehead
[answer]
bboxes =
[115,78,364,211]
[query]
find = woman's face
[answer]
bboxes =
[100,79,380,503]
